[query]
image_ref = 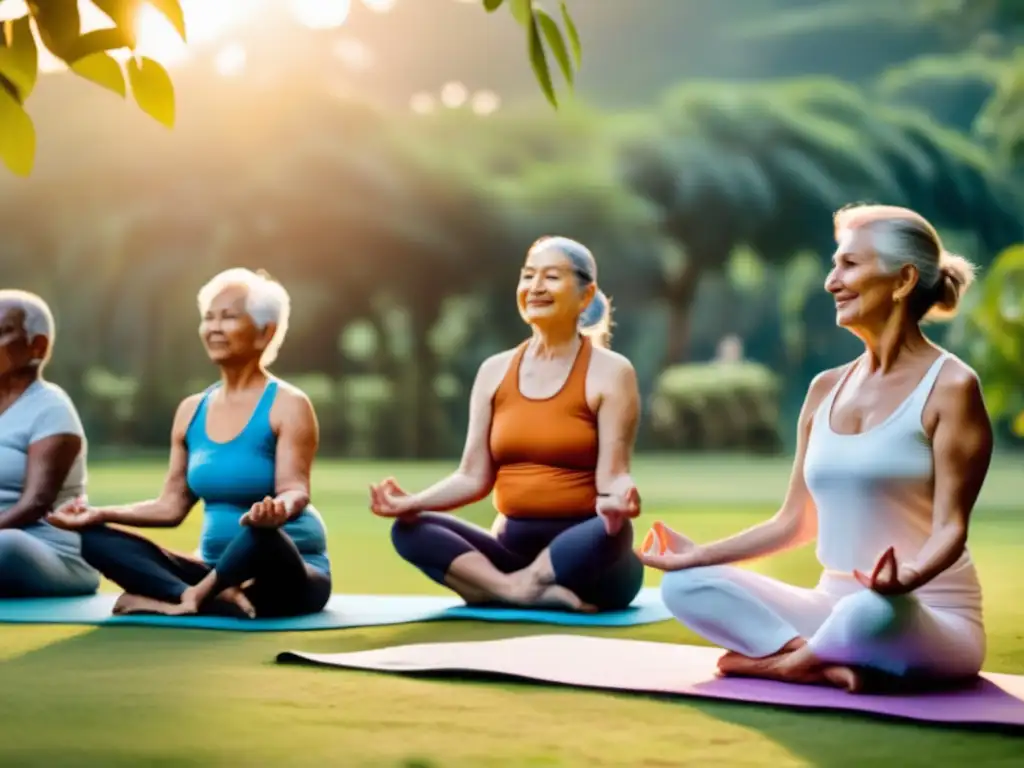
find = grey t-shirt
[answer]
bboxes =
[0,380,89,560]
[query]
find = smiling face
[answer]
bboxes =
[516,245,596,333]
[198,284,273,366]
[825,226,916,330]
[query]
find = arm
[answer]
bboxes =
[0,434,82,529]
[99,397,200,528]
[686,370,837,568]
[399,355,504,513]
[270,389,319,519]
[902,369,993,589]
[594,356,640,499]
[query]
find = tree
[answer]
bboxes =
[0,0,582,177]
[617,78,1022,366]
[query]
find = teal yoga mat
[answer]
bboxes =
[0,587,670,631]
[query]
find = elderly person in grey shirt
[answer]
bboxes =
[0,289,99,597]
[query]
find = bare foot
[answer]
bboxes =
[112,593,195,616]
[823,665,863,693]
[502,568,595,612]
[217,587,256,618]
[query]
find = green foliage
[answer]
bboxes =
[648,362,783,453]
[957,245,1024,436]
[0,0,182,176]
[0,0,583,176]
[485,0,581,108]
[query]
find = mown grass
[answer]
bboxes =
[0,454,1021,766]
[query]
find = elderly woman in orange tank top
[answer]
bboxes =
[368,236,644,611]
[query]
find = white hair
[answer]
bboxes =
[196,268,291,367]
[0,289,55,366]
[834,204,975,322]
[528,235,614,347]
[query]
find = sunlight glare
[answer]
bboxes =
[440,81,468,109]
[362,0,398,12]
[213,43,247,77]
[332,38,374,72]
[409,92,436,115]
[470,90,501,116]
[291,0,350,29]
[32,0,259,73]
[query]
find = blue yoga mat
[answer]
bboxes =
[0,588,670,631]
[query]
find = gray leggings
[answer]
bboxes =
[0,529,100,598]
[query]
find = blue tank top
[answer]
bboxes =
[185,380,330,574]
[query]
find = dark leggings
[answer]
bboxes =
[391,513,643,611]
[79,524,331,618]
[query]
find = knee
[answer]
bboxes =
[389,517,423,562]
[830,590,906,643]
[0,530,35,568]
[659,567,723,615]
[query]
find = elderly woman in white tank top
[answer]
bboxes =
[641,204,993,693]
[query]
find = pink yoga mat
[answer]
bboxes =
[277,635,1024,729]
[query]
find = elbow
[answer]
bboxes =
[462,470,494,503]
[773,510,815,549]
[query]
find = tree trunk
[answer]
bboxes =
[662,262,703,367]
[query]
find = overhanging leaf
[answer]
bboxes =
[509,0,531,26]
[146,0,187,41]
[0,85,36,176]
[0,16,38,101]
[560,1,580,67]
[66,27,134,62]
[92,0,140,48]
[27,0,81,60]
[71,51,126,97]
[127,55,175,127]
[535,8,573,86]
[528,13,556,107]
[482,0,504,11]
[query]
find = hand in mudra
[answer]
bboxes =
[854,546,919,596]
[636,521,701,571]
[47,496,104,530]
[368,477,417,519]
[241,496,290,528]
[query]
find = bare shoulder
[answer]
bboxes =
[807,364,848,406]
[476,348,519,391]
[172,393,206,436]
[590,346,638,389]
[932,355,986,413]
[799,363,850,426]
[271,379,317,421]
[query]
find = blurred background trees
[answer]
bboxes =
[1,0,1021,458]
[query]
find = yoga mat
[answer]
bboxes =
[277,634,1024,729]
[0,588,670,631]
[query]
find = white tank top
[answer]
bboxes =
[803,353,982,614]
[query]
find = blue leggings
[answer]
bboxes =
[391,513,643,611]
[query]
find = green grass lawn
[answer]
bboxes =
[1,454,1022,767]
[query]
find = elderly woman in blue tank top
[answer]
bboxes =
[48,269,331,618]
[641,205,994,693]
[0,290,100,598]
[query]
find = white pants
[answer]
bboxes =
[660,565,986,679]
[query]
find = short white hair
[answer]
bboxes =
[0,289,55,366]
[196,268,291,367]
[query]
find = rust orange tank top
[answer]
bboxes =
[489,336,598,519]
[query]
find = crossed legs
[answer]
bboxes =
[391,513,643,612]
[661,562,985,691]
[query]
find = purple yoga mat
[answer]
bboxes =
[277,634,1024,728]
